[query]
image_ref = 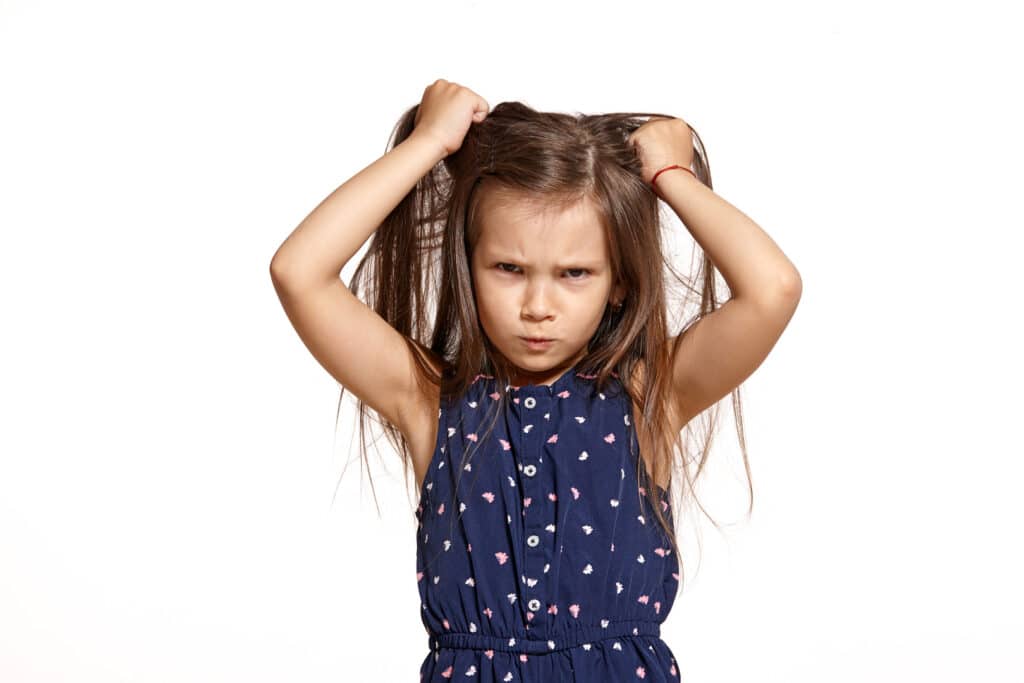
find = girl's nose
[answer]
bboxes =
[522,287,553,319]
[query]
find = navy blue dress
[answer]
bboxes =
[415,364,681,681]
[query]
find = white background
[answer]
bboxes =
[2,0,1022,680]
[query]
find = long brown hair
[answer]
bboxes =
[336,100,750,587]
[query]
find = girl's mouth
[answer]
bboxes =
[521,337,555,349]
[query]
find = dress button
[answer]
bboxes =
[524,396,536,408]
[527,534,539,547]
[523,464,537,477]
[527,598,541,611]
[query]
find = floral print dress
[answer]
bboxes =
[415,364,681,682]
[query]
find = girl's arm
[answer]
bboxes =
[629,116,800,430]
[657,167,802,430]
[269,131,447,444]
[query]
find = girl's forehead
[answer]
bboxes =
[474,193,609,259]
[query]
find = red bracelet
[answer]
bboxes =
[651,164,695,187]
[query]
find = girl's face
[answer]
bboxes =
[470,190,624,387]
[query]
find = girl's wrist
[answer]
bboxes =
[650,164,696,187]
[405,130,451,168]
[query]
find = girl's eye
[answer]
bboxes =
[496,263,590,280]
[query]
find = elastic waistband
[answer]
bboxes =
[430,620,661,655]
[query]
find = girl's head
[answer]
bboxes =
[343,100,746,583]
[436,102,684,392]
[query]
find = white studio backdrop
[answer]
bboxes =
[1,0,1021,681]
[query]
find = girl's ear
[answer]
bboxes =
[611,284,627,308]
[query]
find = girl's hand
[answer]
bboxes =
[411,79,490,158]
[627,116,695,186]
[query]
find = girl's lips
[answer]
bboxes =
[521,337,555,349]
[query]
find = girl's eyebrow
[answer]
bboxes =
[485,252,604,269]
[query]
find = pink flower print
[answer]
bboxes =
[443,618,451,629]
[437,503,445,515]
[571,486,580,499]
[519,654,529,662]
[526,611,535,621]
[524,497,532,507]
[548,492,557,501]
[483,607,493,619]
[484,649,495,659]
[495,551,509,565]
[604,432,616,443]
[557,389,571,398]
[441,665,453,678]
[672,572,680,580]
[662,499,669,512]
[547,433,558,443]
[482,491,496,503]
[637,594,649,605]
[611,543,615,551]
[547,604,558,615]
[569,604,581,618]
[466,433,478,442]
[654,547,667,557]
[638,486,646,495]
[467,543,472,552]
[416,571,424,582]
[670,664,678,676]
[499,439,511,450]
[654,601,662,614]
[636,665,646,678]
[513,397,520,404]
[489,391,501,401]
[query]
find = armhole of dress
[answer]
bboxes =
[418,393,449,507]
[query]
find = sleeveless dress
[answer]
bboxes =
[414,364,681,682]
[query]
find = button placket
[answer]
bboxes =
[519,388,549,628]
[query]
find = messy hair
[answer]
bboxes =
[336,100,751,586]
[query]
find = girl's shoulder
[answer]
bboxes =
[619,357,651,401]
[627,358,645,395]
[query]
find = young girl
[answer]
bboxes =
[271,79,801,681]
